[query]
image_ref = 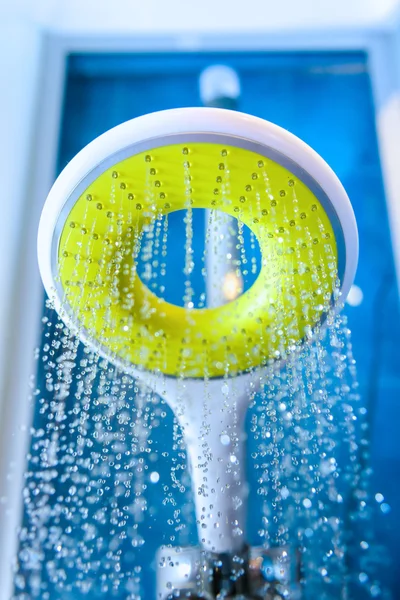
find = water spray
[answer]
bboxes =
[38,108,358,598]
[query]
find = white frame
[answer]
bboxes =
[1,26,399,599]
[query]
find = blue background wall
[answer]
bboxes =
[21,51,400,598]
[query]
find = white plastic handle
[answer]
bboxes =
[145,370,262,554]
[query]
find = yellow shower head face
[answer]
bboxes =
[57,140,338,378]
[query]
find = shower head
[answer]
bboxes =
[37,107,358,556]
[38,107,358,380]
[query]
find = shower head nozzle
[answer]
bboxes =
[37,107,358,556]
[38,107,358,380]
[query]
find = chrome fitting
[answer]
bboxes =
[157,545,301,599]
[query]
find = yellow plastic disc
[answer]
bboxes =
[58,142,337,378]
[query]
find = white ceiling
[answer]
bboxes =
[4,0,400,34]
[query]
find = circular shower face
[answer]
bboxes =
[38,108,358,378]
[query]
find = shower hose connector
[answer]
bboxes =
[157,544,301,599]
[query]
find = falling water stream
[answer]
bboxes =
[15,152,390,599]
